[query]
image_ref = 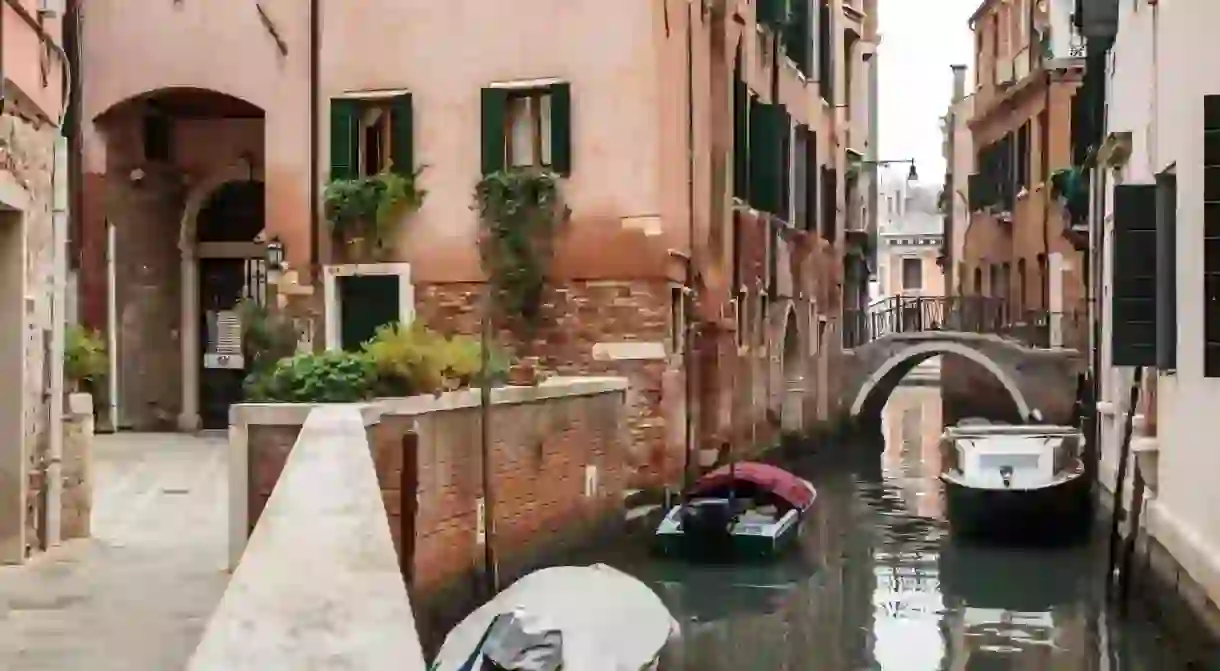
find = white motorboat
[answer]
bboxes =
[939,423,1091,541]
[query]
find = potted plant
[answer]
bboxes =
[324,166,426,262]
[64,324,107,395]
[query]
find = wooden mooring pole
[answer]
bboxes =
[1106,366,1143,602]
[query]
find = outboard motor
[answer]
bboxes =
[679,501,734,542]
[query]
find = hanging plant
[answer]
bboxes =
[324,165,426,257]
[474,169,570,326]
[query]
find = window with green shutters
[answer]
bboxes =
[329,93,414,180]
[480,82,572,176]
[747,100,788,216]
[733,52,749,200]
[1205,95,1220,376]
[783,0,812,77]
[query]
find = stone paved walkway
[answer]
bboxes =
[0,433,230,670]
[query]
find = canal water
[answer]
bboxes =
[608,383,1214,670]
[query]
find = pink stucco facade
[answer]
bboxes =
[77,0,873,487]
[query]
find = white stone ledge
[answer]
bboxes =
[1146,498,1220,616]
[230,375,629,427]
[194,405,426,670]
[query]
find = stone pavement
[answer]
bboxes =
[0,433,231,670]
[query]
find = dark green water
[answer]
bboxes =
[604,387,1216,670]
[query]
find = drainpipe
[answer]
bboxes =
[309,0,322,280]
[683,0,696,491]
[47,138,67,546]
[1042,69,1052,312]
[105,220,118,431]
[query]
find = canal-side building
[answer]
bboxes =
[960,0,1086,329]
[77,0,875,490]
[875,180,944,301]
[0,0,71,563]
[1090,0,1220,644]
[942,64,973,297]
[943,0,1088,424]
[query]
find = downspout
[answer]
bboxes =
[683,0,696,492]
[1042,69,1052,312]
[309,0,322,280]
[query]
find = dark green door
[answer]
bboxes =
[338,275,400,350]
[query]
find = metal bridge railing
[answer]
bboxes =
[843,296,1088,351]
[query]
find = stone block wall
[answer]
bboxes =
[236,378,629,653]
[61,393,95,540]
[0,110,59,556]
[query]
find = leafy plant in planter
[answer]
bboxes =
[235,299,300,377]
[474,169,570,327]
[244,350,375,403]
[64,324,107,393]
[324,166,426,258]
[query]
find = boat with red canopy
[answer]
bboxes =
[653,462,817,560]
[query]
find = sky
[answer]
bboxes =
[876,0,981,184]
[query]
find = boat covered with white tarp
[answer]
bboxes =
[430,564,680,671]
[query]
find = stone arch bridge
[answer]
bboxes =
[840,296,1086,428]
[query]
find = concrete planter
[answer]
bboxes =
[62,392,95,540]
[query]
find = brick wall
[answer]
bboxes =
[239,380,628,653]
[415,280,680,488]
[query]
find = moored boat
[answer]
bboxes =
[430,564,679,671]
[939,423,1092,542]
[653,462,817,560]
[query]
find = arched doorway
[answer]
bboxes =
[781,311,803,432]
[196,180,266,429]
[88,86,266,431]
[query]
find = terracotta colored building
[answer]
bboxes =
[76,0,876,489]
[960,0,1086,330]
[0,0,70,563]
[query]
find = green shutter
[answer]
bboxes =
[389,93,414,177]
[733,77,749,198]
[481,88,508,175]
[329,98,361,180]
[758,0,787,28]
[550,82,572,176]
[748,96,765,210]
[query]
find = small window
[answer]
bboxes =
[361,105,393,176]
[670,286,685,355]
[142,112,172,163]
[901,257,922,292]
[735,289,748,347]
[482,82,571,176]
[329,93,414,182]
[506,89,553,168]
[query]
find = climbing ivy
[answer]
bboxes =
[473,169,570,326]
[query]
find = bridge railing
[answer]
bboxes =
[844,296,1088,350]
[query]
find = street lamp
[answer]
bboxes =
[265,236,285,278]
[848,155,919,182]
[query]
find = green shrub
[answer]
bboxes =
[362,322,513,395]
[244,350,375,403]
[236,299,299,375]
[362,322,450,395]
[65,324,107,391]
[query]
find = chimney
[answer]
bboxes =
[951,64,967,102]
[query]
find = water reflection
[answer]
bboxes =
[611,383,1200,669]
